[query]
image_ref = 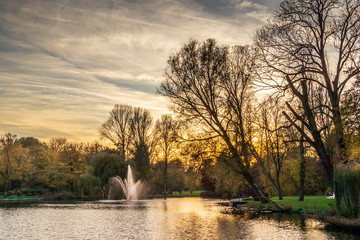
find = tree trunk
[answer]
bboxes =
[163,155,168,200]
[276,173,283,200]
[260,163,282,199]
[284,78,334,188]
[249,145,283,200]
[223,135,283,211]
[333,110,348,164]
[299,123,306,201]
[234,155,283,210]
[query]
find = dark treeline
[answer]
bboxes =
[1,0,359,205]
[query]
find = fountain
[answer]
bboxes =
[108,165,145,200]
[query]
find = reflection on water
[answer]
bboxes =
[0,198,357,239]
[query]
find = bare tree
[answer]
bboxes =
[99,104,133,158]
[158,39,281,209]
[252,97,291,200]
[130,107,153,154]
[254,0,360,186]
[154,114,181,199]
[99,104,153,160]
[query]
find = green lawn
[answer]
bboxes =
[243,195,336,213]
[170,190,202,196]
[0,195,40,200]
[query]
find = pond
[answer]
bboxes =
[0,198,356,239]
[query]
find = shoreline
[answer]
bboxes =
[0,198,44,203]
[228,196,360,231]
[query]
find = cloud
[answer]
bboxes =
[0,0,280,141]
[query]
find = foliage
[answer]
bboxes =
[210,154,247,199]
[334,166,360,218]
[341,75,360,136]
[90,151,127,188]
[149,159,199,194]
[77,171,102,198]
[133,141,151,180]
[0,133,31,192]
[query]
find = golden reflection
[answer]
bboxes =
[0,199,353,239]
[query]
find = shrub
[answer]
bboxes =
[334,166,360,218]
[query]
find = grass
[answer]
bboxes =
[170,190,202,196]
[0,195,40,200]
[242,195,336,213]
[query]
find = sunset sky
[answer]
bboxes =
[0,0,282,142]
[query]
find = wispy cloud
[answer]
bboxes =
[0,0,280,141]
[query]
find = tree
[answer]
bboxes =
[298,122,307,201]
[0,133,30,192]
[48,138,87,191]
[90,152,127,197]
[130,107,153,153]
[77,171,102,198]
[341,77,360,163]
[18,136,48,188]
[342,76,360,136]
[99,105,153,160]
[154,114,181,199]
[158,39,281,209]
[254,0,360,187]
[133,141,151,180]
[99,104,133,159]
[254,97,291,200]
[180,135,219,194]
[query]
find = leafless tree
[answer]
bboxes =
[99,104,153,160]
[154,114,181,199]
[158,39,281,209]
[99,104,132,158]
[130,107,153,155]
[254,0,360,186]
[252,97,291,200]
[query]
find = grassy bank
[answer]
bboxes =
[242,196,336,213]
[0,195,40,200]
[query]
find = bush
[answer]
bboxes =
[334,166,360,218]
[44,191,76,200]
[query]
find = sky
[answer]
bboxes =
[0,0,282,142]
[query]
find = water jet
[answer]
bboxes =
[108,165,144,200]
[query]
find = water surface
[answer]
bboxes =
[0,198,356,239]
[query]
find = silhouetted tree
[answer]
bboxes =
[254,0,360,186]
[99,104,133,159]
[158,39,281,209]
[254,97,290,200]
[130,107,153,153]
[99,104,153,160]
[154,114,181,199]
